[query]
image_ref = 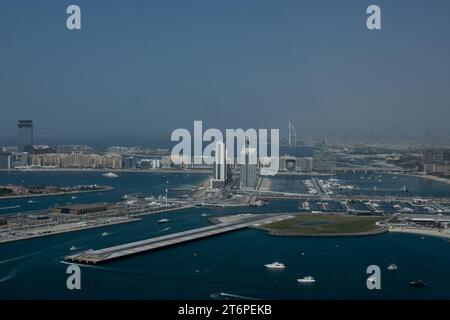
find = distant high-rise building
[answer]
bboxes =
[444,149,450,164]
[423,149,450,173]
[17,120,33,152]
[240,146,257,190]
[423,150,434,164]
[0,152,11,169]
[210,141,227,188]
[214,141,226,181]
[288,120,297,147]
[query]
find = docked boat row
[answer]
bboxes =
[297,198,450,215]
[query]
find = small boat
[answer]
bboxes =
[201,213,208,217]
[71,196,77,199]
[102,172,118,178]
[102,232,109,236]
[70,246,77,251]
[297,276,315,283]
[301,252,305,256]
[387,263,398,271]
[409,280,426,287]
[158,218,170,224]
[264,262,285,269]
[252,200,265,207]
[27,200,35,204]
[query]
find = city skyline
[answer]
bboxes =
[1,0,450,138]
[2,117,450,150]
[2,0,450,307]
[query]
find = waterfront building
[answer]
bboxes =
[279,156,313,173]
[10,152,30,168]
[17,120,33,152]
[31,153,61,167]
[279,155,298,172]
[444,149,450,164]
[423,149,450,175]
[28,152,127,169]
[424,162,450,175]
[214,141,226,181]
[60,152,104,168]
[240,146,257,190]
[122,156,138,169]
[298,157,313,172]
[139,158,161,169]
[104,153,123,169]
[0,152,11,169]
[211,141,227,188]
[423,150,434,164]
[313,149,335,172]
[160,156,173,169]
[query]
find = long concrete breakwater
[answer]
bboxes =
[65,214,293,264]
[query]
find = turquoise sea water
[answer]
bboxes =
[0,171,449,299]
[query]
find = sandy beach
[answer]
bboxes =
[389,227,450,239]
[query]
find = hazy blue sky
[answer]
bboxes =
[1,0,450,143]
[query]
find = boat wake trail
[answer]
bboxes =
[146,227,171,236]
[0,259,30,283]
[210,292,259,300]
[58,261,133,274]
[0,269,18,283]
[0,251,40,266]
[0,205,20,210]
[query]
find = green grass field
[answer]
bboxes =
[264,214,386,236]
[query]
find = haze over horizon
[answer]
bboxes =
[1,0,450,141]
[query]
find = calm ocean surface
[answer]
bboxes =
[0,171,449,299]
